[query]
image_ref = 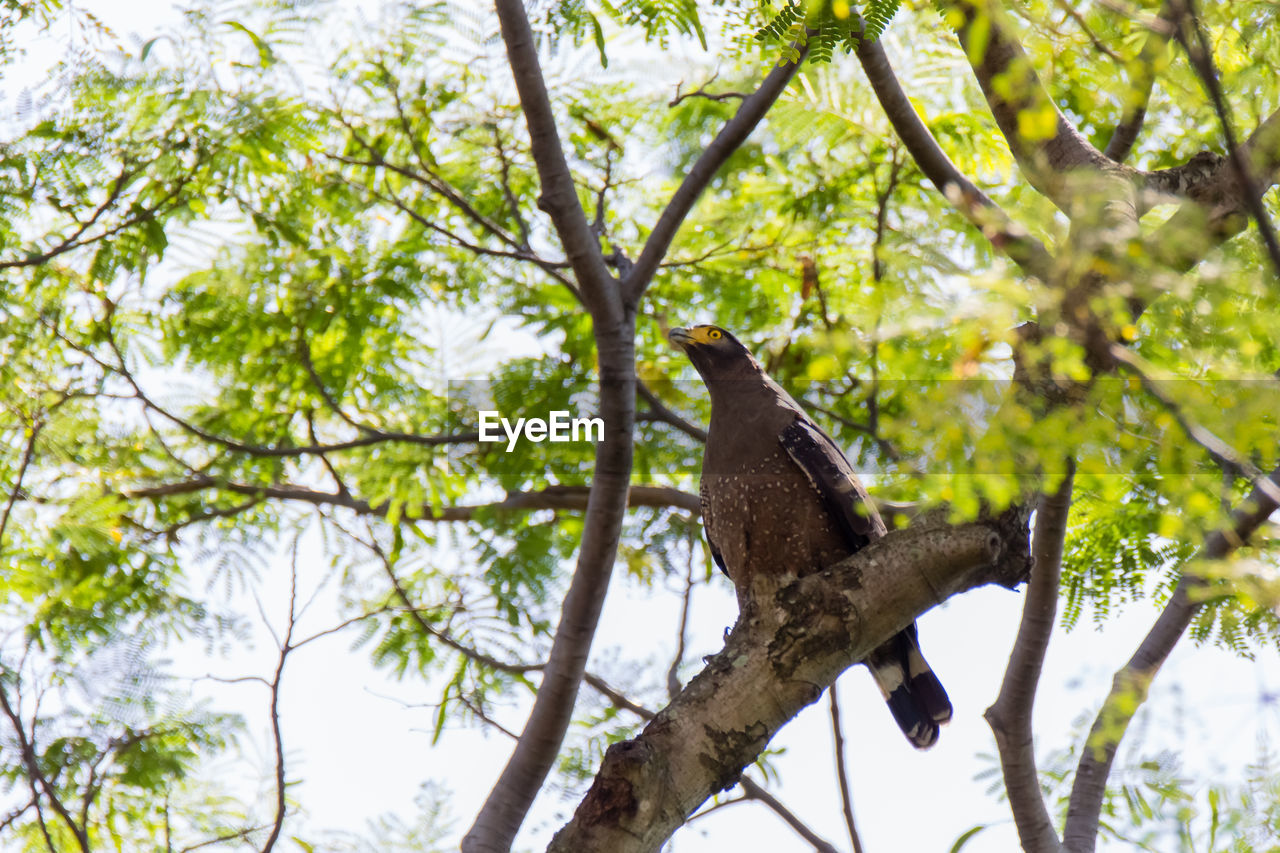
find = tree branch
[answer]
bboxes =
[938,0,1114,208]
[1172,0,1280,279]
[625,49,807,302]
[493,0,615,321]
[123,479,701,520]
[549,511,1030,852]
[637,380,707,443]
[828,687,865,853]
[1061,463,1280,853]
[738,776,840,853]
[0,680,90,852]
[0,419,42,558]
[465,6,639,850]
[1109,346,1280,504]
[985,463,1075,853]
[1144,107,1280,277]
[1102,0,1176,162]
[854,35,1054,280]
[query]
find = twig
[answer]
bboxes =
[666,555,695,699]
[0,420,42,558]
[828,687,865,853]
[739,776,840,853]
[669,72,749,107]
[259,549,299,853]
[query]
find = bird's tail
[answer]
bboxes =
[867,627,952,750]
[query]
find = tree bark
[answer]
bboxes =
[986,465,1074,853]
[549,509,1031,853]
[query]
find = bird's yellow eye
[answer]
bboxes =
[708,329,722,340]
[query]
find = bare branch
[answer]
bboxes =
[637,380,708,443]
[666,557,695,700]
[739,776,840,853]
[123,478,700,520]
[260,552,299,853]
[1062,464,1280,853]
[668,73,749,108]
[828,687,865,853]
[985,464,1075,853]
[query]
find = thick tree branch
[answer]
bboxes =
[985,464,1074,853]
[854,35,1054,280]
[940,0,1114,208]
[493,0,615,321]
[549,511,1031,852]
[625,49,807,302]
[466,6,639,850]
[1062,463,1280,853]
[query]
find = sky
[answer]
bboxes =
[8,2,1280,852]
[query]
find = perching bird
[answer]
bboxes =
[669,323,952,749]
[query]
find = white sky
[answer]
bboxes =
[9,2,1280,852]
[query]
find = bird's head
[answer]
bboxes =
[667,325,762,381]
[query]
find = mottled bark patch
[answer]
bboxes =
[701,721,769,792]
[766,579,854,679]
[573,739,652,826]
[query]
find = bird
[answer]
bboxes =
[668,323,952,749]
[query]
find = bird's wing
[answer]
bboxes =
[778,417,886,549]
[699,478,730,577]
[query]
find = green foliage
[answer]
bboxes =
[753,0,903,63]
[1,0,1279,848]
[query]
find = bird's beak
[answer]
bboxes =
[667,327,694,348]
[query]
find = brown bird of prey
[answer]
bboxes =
[669,323,952,749]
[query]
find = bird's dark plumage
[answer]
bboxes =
[669,323,951,750]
